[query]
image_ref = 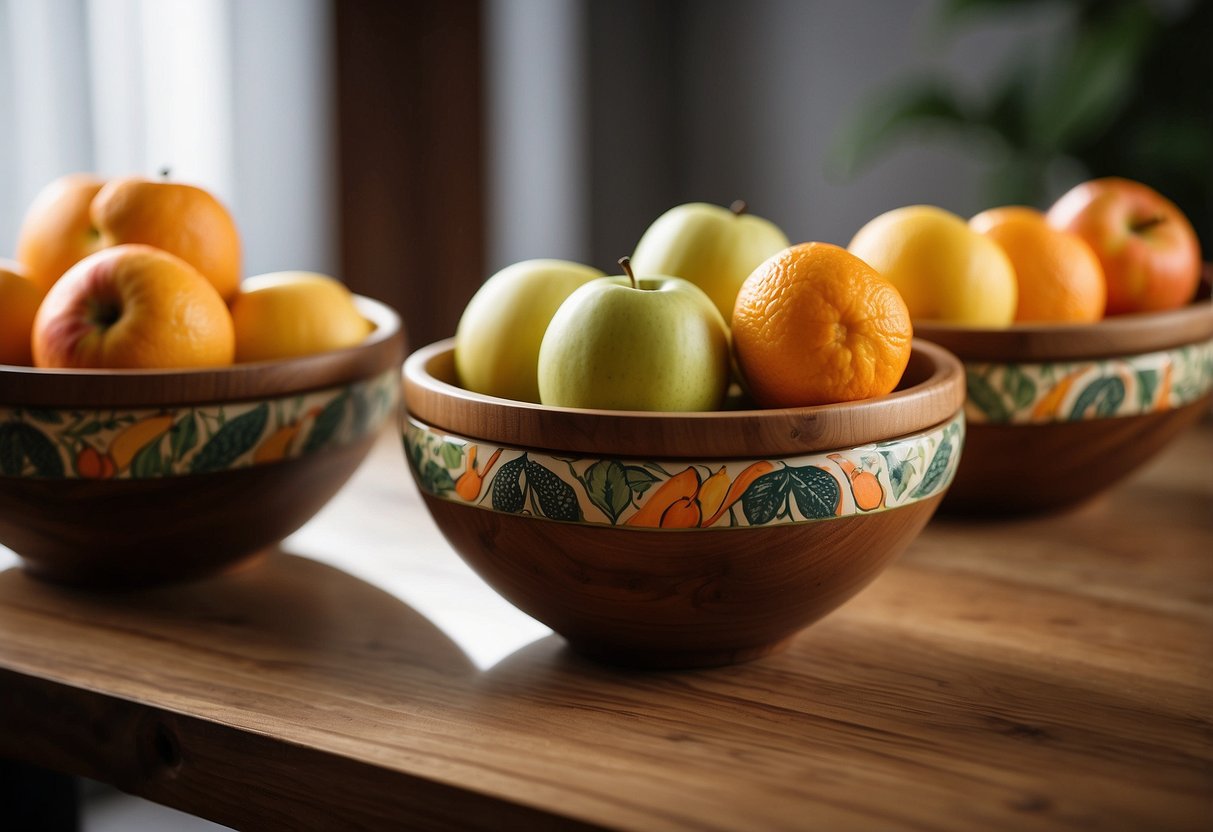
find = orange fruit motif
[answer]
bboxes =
[731,242,913,408]
[970,207,1105,324]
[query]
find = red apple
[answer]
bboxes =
[32,245,235,369]
[1046,177,1201,316]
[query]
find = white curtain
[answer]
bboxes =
[0,0,337,279]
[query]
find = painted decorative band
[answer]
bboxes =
[964,338,1213,425]
[405,412,964,530]
[0,368,400,480]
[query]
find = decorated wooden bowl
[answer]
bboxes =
[917,297,1213,515]
[0,296,404,586]
[402,338,965,668]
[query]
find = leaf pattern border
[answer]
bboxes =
[404,411,965,531]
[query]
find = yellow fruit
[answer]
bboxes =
[848,205,1017,327]
[0,259,43,365]
[229,272,372,362]
[110,414,175,471]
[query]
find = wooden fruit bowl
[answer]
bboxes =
[0,296,405,586]
[917,297,1213,515]
[402,338,965,668]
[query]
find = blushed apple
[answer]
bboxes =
[31,244,235,369]
[1046,177,1201,315]
[455,259,604,402]
[537,257,730,411]
[630,200,789,323]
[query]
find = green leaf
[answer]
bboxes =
[966,370,1010,422]
[880,452,917,501]
[911,437,954,499]
[584,460,631,523]
[1069,376,1126,420]
[525,460,581,522]
[1136,368,1159,410]
[491,455,527,513]
[420,460,455,495]
[190,404,269,473]
[1001,365,1037,411]
[169,413,198,460]
[302,393,348,454]
[788,466,841,520]
[129,440,164,479]
[624,465,657,495]
[0,423,64,478]
[440,441,464,470]
[72,420,104,437]
[742,468,790,526]
[0,424,24,476]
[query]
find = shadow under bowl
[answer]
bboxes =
[0,296,405,587]
[916,299,1213,515]
[402,337,966,668]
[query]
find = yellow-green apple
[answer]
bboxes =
[537,258,730,411]
[31,244,235,369]
[229,271,372,362]
[0,259,43,365]
[16,173,242,300]
[15,173,107,295]
[1045,177,1201,315]
[848,205,1017,327]
[630,200,789,322]
[455,258,605,402]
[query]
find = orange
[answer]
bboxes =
[15,173,107,294]
[0,258,44,365]
[229,272,372,362]
[32,244,235,369]
[731,242,913,407]
[970,206,1105,324]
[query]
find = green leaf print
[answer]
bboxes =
[190,404,270,473]
[169,413,199,460]
[1001,366,1037,410]
[130,440,164,479]
[302,393,348,453]
[491,455,527,513]
[440,441,464,470]
[966,370,1010,422]
[742,468,790,526]
[1136,369,1159,410]
[584,460,632,523]
[910,436,954,498]
[419,460,455,495]
[525,460,581,521]
[0,423,64,478]
[624,465,658,495]
[788,465,841,519]
[879,451,916,501]
[1069,377,1125,420]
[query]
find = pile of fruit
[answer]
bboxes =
[455,176,1203,414]
[849,177,1203,327]
[0,173,371,370]
[456,202,913,412]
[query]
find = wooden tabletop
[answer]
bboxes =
[0,420,1210,831]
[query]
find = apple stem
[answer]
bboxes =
[730,200,748,216]
[159,167,171,181]
[618,256,638,290]
[1130,215,1165,234]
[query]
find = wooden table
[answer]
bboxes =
[0,421,1210,831]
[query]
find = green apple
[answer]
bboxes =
[455,258,604,402]
[537,258,730,411]
[630,200,790,323]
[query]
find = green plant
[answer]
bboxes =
[833,0,1212,248]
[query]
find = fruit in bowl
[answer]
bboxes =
[403,336,964,668]
[851,178,1210,513]
[0,294,404,586]
[404,219,961,666]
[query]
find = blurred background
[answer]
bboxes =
[1,0,1209,350]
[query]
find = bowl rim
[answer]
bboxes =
[914,300,1213,362]
[0,295,405,408]
[402,337,965,458]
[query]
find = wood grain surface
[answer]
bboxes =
[404,338,965,457]
[0,421,1210,831]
